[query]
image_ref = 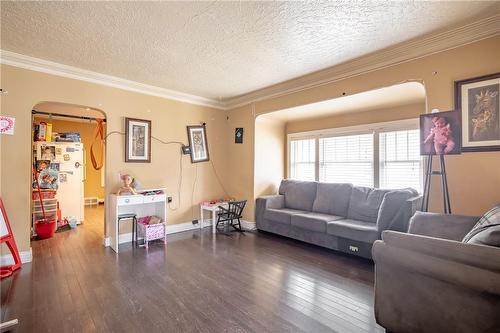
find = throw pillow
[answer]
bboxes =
[462,205,500,247]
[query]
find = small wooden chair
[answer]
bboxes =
[216,200,247,233]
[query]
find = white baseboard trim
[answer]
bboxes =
[103,220,210,246]
[0,248,33,266]
[167,221,204,234]
[241,220,256,230]
[103,219,256,247]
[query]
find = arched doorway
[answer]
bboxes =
[31,101,107,242]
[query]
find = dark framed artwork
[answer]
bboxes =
[420,110,461,155]
[125,118,151,162]
[454,72,500,152]
[187,125,209,163]
[235,128,244,144]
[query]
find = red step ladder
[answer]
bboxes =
[0,197,22,279]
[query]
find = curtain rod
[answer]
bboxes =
[32,110,107,123]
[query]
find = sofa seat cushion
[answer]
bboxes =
[291,213,344,233]
[312,183,353,216]
[264,208,306,225]
[347,186,390,223]
[327,219,379,243]
[279,179,318,211]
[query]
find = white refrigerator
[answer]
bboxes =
[35,142,85,223]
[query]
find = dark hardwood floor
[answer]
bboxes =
[1,206,383,332]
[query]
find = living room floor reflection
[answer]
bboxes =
[0,220,383,333]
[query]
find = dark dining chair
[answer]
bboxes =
[216,200,247,233]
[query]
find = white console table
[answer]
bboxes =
[108,192,167,253]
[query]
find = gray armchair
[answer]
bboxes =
[373,212,500,333]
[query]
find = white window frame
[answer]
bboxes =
[287,119,420,188]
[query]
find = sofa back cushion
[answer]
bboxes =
[347,186,390,223]
[376,188,418,231]
[279,179,317,211]
[312,183,353,216]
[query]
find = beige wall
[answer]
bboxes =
[227,36,500,220]
[224,104,256,221]
[1,35,499,255]
[33,117,106,200]
[1,65,228,253]
[254,116,286,198]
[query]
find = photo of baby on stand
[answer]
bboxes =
[420,110,461,155]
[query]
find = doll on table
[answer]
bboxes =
[116,173,138,195]
[424,116,455,154]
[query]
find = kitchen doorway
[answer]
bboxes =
[30,102,107,241]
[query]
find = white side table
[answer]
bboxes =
[200,202,228,234]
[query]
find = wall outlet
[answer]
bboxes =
[192,219,199,225]
[181,145,191,155]
[167,197,173,203]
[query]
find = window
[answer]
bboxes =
[288,119,422,191]
[289,138,316,181]
[379,129,422,191]
[319,134,374,187]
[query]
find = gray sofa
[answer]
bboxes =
[373,212,500,333]
[255,179,421,258]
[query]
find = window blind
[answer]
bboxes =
[290,138,316,181]
[379,129,422,191]
[319,133,374,187]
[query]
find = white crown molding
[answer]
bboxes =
[0,50,227,110]
[1,14,499,111]
[223,13,500,109]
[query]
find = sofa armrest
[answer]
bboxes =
[408,211,480,241]
[396,195,422,232]
[381,230,500,272]
[406,195,422,216]
[376,193,423,233]
[257,195,284,209]
[373,236,500,295]
[255,195,284,225]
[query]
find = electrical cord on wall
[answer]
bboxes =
[104,131,183,210]
[151,135,184,211]
[210,159,230,198]
[191,163,198,220]
[104,129,230,217]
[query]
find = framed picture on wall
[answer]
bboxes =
[454,72,500,152]
[125,117,151,162]
[420,110,461,155]
[187,125,209,163]
[235,127,244,144]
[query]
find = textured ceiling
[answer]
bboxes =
[262,82,426,122]
[1,1,496,100]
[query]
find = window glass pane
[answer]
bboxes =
[319,133,374,187]
[290,139,315,181]
[380,129,422,191]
